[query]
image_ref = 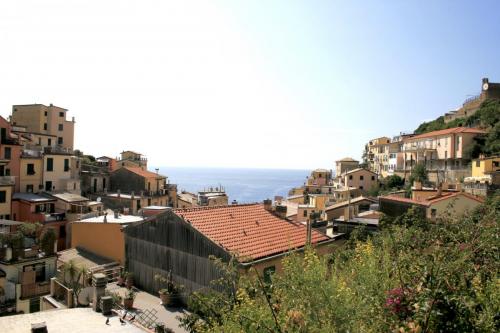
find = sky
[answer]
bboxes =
[0,0,499,169]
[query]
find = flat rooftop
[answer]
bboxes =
[77,213,144,224]
[0,307,146,333]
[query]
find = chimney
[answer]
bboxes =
[113,210,119,219]
[117,189,121,198]
[413,181,422,190]
[31,322,47,333]
[91,273,107,312]
[482,77,489,85]
[131,191,135,200]
[263,199,272,212]
[275,205,287,219]
[343,206,352,221]
[437,182,443,197]
[103,212,107,223]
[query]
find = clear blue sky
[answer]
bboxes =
[0,0,499,169]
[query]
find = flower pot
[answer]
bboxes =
[125,276,134,289]
[159,291,170,305]
[123,298,134,310]
[117,277,124,286]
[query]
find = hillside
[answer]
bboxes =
[414,99,500,157]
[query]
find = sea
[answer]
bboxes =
[157,167,311,204]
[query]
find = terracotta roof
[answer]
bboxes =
[325,196,376,211]
[174,204,330,262]
[380,192,484,207]
[344,168,377,175]
[122,166,165,179]
[409,127,486,141]
[337,157,359,162]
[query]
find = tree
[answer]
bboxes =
[61,260,86,306]
[384,174,404,189]
[409,163,428,185]
[40,228,57,255]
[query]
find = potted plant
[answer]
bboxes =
[123,289,136,310]
[155,271,184,306]
[125,272,134,289]
[117,270,127,286]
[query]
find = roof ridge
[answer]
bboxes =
[174,202,261,213]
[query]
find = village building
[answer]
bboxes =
[114,151,147,170]
[324,196,377,220]
[110,166,176,208]
[342,168,378,193]
[402,127,487,184]
[177,191,198,208]
[463,155,500,197]
[10,103,75,151]
[71,211,144,265]
[0,220,57,315]
[123,203,343,298]
[379,191,484,221]
[197,187,228,206]
[364,136,391,176]
[335,157,359,180]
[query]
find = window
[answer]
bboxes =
[43,123,48,130]
[371,176,375,181]
[303,210,308,217]
[58,124,63,131]
[475,161,480,167]
[349,175,353,180]
[27,163,35,175]
[359,186,364,190]
[263,266,276,284]
[5,168,10,176]
[59,111,64,117]
[44,111,48,116]
[60,225,66,238]
[494,161,499,168]
[46,158,53,171]
[4,147,11,159]
[64,159,70,172]
[58,137,63,145]
[38,137,41,145]
[48,138,52,146]
[0,191,5,203]
[431,209,437,218]
[360,175,364,180]
[26,184,34,193]
[45,181,52,191]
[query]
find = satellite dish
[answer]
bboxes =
[97,197,101,202]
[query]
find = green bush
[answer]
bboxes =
[180,194,500,332]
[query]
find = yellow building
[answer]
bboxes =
[343,168,378,193]
[0,182,14,219]
[114,151,148,170]
[335,158,359,179]
[20,156,43,193]
[42,153,81,193]
[471,156,500,178]
[11,104,75,150]
[71,213,144,265]
[364,137,391,176]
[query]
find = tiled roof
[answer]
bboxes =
[408,127,486,141]
[122,166,165,179]
[325,196,376,211]
[174,204,330,262]
[337,157,359,162]
[380,192,484,207]
[344,168,377,175]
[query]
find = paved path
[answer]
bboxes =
[107,283,188,333]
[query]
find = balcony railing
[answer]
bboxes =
[21,281,51,299]
[0,176,15,186]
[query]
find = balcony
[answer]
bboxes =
[0,176,15,186]
[43,146,73,155]
[21,281,51,299]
